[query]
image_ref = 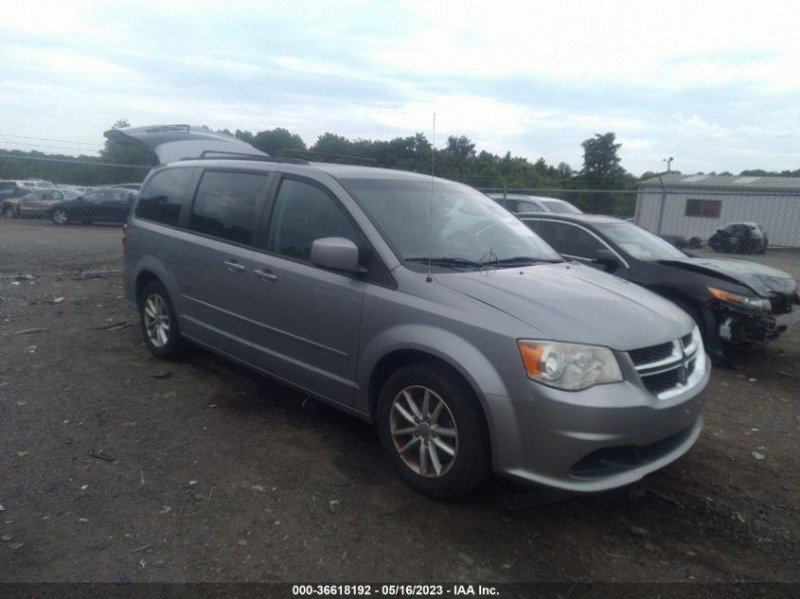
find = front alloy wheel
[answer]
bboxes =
[390,386,458,478]
[377,364,490,498]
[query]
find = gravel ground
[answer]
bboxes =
[1,233,799,584]
[0,218,123,276]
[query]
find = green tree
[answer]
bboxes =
[444,135,476,160]
[251,128,307,155]
[579,132,628,213]
[580,132,624,184]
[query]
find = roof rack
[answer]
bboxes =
[276,149,377,166]
[179,152,309,165]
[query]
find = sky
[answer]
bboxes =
[1,0,799,176]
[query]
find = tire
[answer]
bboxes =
[138,280,186,360]
[52,208,70,225]
[377,363,490,499]
[1,206,13,219]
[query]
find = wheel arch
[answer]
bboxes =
[361,331,506,462]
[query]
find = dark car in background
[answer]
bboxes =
[520,213,799,360]
[50,187,138,225]
[709,222,768,255]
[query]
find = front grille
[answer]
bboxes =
[629,334,703,400]
[629,342,673,366]
[570,425,695,479]
[642,368,681,395]
[641,358,697,395]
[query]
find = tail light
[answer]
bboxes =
[122,223,128,248]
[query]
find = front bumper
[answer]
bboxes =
[486,351,710,493]
[718,305,800,345]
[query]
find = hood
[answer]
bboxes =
[657,257,796,297]
[436,262,692,351]
[104,125,268,165]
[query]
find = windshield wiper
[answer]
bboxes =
[406,257,482,269]
[491,256,563,266]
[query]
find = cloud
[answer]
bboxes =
[0,0,798,175]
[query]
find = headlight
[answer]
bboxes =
[517,340,623,391]
[707,287,771,313]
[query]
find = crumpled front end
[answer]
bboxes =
[716,290,800,345]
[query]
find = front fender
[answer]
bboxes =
[357,323,509,432]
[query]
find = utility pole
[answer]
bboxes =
[663,156,674,173]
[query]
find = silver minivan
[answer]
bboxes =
[115,126,709,498]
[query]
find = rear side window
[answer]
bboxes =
[136,168,194,226]
[189,171,270,246]
[266,178,359,261]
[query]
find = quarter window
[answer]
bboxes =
[685,199,721,218]
[537,221,605,258]
[266,179,359,261]
[135,167,194,226]
[189,171,270,246]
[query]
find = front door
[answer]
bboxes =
[245,176,366,406]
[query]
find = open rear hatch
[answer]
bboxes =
[103,124,269,165]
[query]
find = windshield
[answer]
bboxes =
[340,177,562,267]
[596,223,687,260]
[541,199,581,214]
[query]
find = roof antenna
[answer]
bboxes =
[426,112,436,283]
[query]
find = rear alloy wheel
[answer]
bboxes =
[378,364,490,498]
[139,281,185,360]
[52,208,70,225]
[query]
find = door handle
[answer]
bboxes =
[224,260,246,273]
[253,269,278,282]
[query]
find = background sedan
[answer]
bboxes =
[50,187,138,225]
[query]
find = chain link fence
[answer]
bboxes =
[473,185,800,250]
[1,154,149,278]
[3,153,800,282]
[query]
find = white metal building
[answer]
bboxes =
[635,174,800,247]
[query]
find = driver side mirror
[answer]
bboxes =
[310,237,361,273]
[593,248,621,267]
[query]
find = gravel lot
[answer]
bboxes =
[0,218,123,276]
[1,222,799,585]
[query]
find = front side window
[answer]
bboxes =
[136,167,194,226]
[189,171,270,246]
[537,221,605,258]
[266,179,359,261]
